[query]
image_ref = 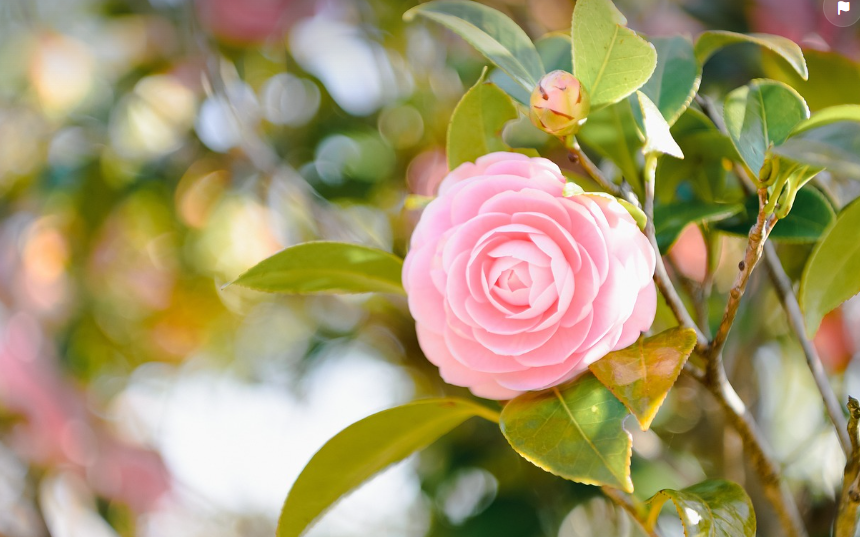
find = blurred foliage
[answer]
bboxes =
[0,0,859,536]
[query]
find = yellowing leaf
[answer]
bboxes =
[500,373,633,492]
[645,480,756,537]
[589,327,696,430]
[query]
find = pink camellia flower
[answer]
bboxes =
[403,152,657,399]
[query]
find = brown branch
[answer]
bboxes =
[704,367,808,537]
[572,133,806,537]
[695,93,850,456]
[706,189,776,371]
[601,486,660,537]
[836,397,860,537]
[762,241,851,455]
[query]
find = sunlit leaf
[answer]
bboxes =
[800,198,860,338]
[790,105,860,136]
[404,1,544,92]
[776,122,860,179]
[695,31,807,80]
[500,373,633,492]
[447,68,518,170]
[763,49,860,111]
[654,201,742,253]
[278,398,499,537]
[636,91,683,158]
[589,328,696,430]
[229,241,405,295]
[645,480,756,536]
[723,79,809,176]
[715,188,834,243]
[641,35,701,126]
[572,0,657,111]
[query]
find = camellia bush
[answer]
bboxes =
[227,1,860,536]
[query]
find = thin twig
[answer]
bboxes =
[763,241,851,455]
[836,397,860,537]
[707,189,776,370]
[568,138,639,206]
[601,486,660,537]
[642,155,708,350]
[696,93,851,456]
[705,367,808,537]
[567,130,807,537]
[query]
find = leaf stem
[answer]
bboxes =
[567,137,639,207]
[601,486,660,537]
[836,397,860,537]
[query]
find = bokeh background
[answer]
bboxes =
[1,0,860,536]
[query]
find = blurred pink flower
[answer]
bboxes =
[403,152,657,399]
[0,313,169,513]
[197,0,314,45]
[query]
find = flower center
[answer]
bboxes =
[498,266,530,292]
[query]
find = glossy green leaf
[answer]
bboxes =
[641,35,701,126]
[404,1,544,93]
[790,105,860,136]
[775,122,860,179]
[578,99,643,192]
[654,201,743,253]
[447,69,518,170]
[800,198,860,338]
[655,109,739,204]
[589,328,696,431]
[572,0,657,112]
[500,373,633,492]
[645,480,756,537]
[278,398,499,537]
[695,30,808,80]
[723,80,809,176]
[715,187,835,243]
[229,241,405,295]
[636,91,683,158]
[763,49,860,111]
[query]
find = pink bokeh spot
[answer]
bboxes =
[403,152,657,399]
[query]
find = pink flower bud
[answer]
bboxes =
[529,70,590,137]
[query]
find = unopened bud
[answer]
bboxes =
[529,70,590,137]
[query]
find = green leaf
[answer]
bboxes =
[656,109,740,204]
[404,1,544,92]
[491,33,572,104]
[589,328,696,431]
[723,79,809,176]
[636,92,683,159]
[229,241,405,295]
[762,49,860,111]
[695,30,808,80]
[572,0,657,112]
[645,480,756,536]
[654,201,743,253]
[447,68,518,170]
[715,187,835,243]
[800,198,860,338]
[278,398,499,537]
[578,99,643,192]
[775,122,860,179]
[500,372,633,492]
[790,105,860,136]
[641,35,701,126]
